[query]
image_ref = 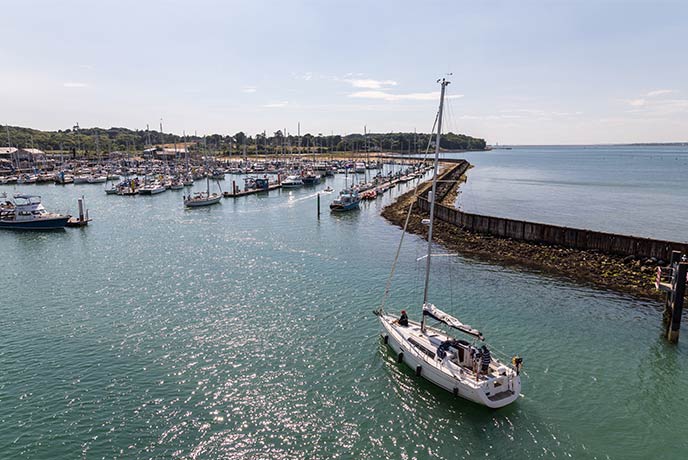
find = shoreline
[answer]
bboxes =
[381,162,664,301]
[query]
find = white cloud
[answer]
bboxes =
[646,89,673,97]
[624,98,688,116]
[626,89,677,109]
[295,72,313,81]
[344,79,398,89]
[242,86,257,93]
[63,82,87,88]
[263,101,288,108]
[348,90,463,102]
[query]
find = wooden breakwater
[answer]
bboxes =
[417,162,688,262]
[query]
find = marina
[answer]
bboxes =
[3,0,687,457]
[2,153,687,458]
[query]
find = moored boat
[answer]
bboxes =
[87,175,107,184]
[138,180,166,195]
[0,194,70,230]
[183,177,221,207]
[281,175,304,188]
[329,188,360,212]
[302,171,321,185]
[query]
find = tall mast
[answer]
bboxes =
[421,78,450,329]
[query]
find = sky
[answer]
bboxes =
[1,0,687,145]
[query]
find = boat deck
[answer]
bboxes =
[389,318,506,383]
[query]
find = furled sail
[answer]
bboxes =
[422,303,484,340]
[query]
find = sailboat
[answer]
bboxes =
[375,78,523,409]
[183,177,222,207]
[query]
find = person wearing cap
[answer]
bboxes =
[398,310,409,327]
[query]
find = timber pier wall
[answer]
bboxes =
[417,162,688,262]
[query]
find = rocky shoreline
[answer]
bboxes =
[381,165,664,301]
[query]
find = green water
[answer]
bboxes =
[1,170,686,459]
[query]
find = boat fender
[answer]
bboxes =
[397,352,403,364]
[383,335,389,344]
[415,365,422,377]
[453,387,459,397]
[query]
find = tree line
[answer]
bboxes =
[3,125,486,155]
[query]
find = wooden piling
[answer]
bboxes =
[77,198,84,222]
[317,193,321,219]
[663,251,682,325]
[668,262,687,343]
[658,251,687,343]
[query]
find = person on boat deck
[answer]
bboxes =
[398,310,409,327]
[480,345,492,375]
[471,347,482,380]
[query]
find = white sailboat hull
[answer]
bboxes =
[379,314,521,409]
[184,195,221,207]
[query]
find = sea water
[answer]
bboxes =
[1,165,686,459]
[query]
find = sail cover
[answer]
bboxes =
[422,303,484,340]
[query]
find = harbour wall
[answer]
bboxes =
[417,162,688,262]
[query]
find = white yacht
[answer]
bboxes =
[281,175,304,188]
[138,180,166,195]
[0,194,70,230]
[184,177,221,207]
[375,78,523,409]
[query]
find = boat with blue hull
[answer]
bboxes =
[0,194,70,230]
[329,188,360,212]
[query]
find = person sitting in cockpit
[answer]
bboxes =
[398,310,409,327]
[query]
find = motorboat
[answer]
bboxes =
[0,194,70,230]
[138,180,166,195]
[329,188,360,212]
[281,175,304,188]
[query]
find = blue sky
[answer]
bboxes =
[2,0,687,144]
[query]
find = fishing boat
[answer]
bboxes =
[329,188,360,212]
[281,175,304,188]
[374,78,523,409]
[183,177,221,207]
[0,194,70,230]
